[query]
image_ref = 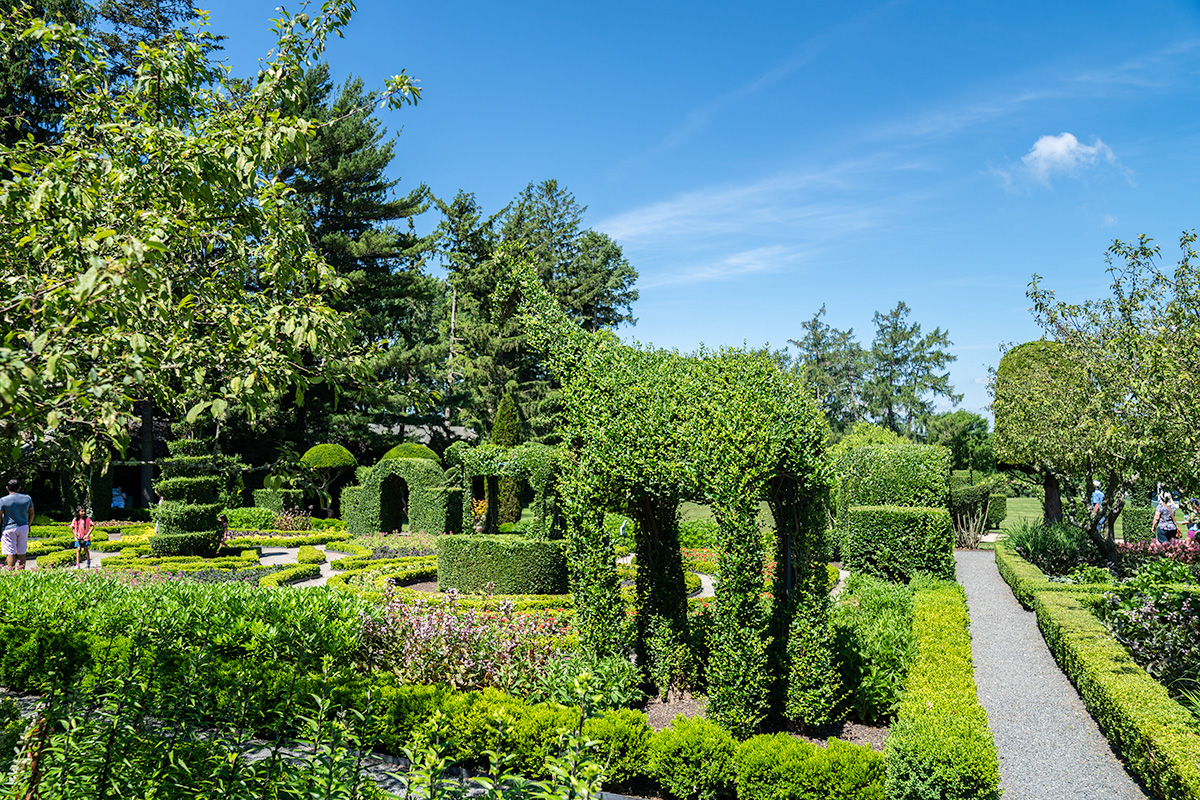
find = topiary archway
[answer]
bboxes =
[444,441,563,540]
[342,457,459,535]
[496,247,832,738]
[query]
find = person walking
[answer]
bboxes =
[0,479,33,570]
[71,506,94,568]
[1153,491,1182,544]
[1091,480,1106,535]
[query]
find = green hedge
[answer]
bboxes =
[993,542,1099,610]
[843,506,954,581]
[838,443,951,515]
[985,494,1007,530]
[1034,590,1200,798]
[259,563,321,587]
[154,476,221,504]
[736,733,884,800]
[381,443,440,463]
[949,484,991,532]
[149,530,221,558]
[1121,505,1155,543]
[885,579,1000,800]
[342,458,451,536]
[436,535,567,595]
[224,506,276,530]
[151,502,222,538]
[35,549,82,569]
[296,545,326,565]
[224,531,351,548]
[156,455,211,478]
[252,488,304,513]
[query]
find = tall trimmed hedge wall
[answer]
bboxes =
[342,457,453,535]
[838,443,951,516]
[843,506,954,581]
[1121,505,1155,543]
[436,535,567,595]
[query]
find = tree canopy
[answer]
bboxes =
[0,2,419,465]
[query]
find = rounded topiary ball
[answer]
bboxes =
[300,444,358,470]
[380,443,440,464]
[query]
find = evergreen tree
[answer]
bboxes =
[863,301,960,438]
[788,305,864,436]
[0,0,93,148]
[491,390,523,524]
[96,0,206,75]
[279,63,439,457]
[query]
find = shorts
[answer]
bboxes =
[74,539,90,549]
[1,526,29,556]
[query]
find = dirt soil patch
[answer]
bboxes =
[641,691,706,730]
[794,719,888,752]
[399,580,440,593]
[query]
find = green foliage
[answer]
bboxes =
[381,443,441,463]
[297,545,326,564]
[788,305,867,436]
[343,456,453,535]
[224,531,351,548]
[0,698,26,774]
[252,487,305,513]
[985,494,1007,530]
[831,573,915,723]
[735,734,885,800]
[436,535,567,595]
[448,441,562,539]
[1034,589,1200,798]
[647,715,737,800]
[151,502,223,538]
[838,443,950,513]
[492,391,524,525]
[154,475,221,505]
[993,541,1103,610]
[784,590,841,729]
[149,530,222,558]
[926,410,993,474]
[884,578,1000,800]
[0,3,389,466]
[497,250,832,735]
[224,506,277,530]
[581,708,653,788]
[1122,504,1156,543]
[844,506,955,581]
[1003,520,1096,576]
[259,563,322,587]
[0,623,91,690]
[301,443,359,470]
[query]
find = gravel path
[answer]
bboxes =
[956,550,1149,800]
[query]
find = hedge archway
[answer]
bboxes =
[444,441,562,540]
[343,457,459,535]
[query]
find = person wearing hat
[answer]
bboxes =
[1090,480,1105,535]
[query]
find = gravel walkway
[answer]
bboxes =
[956,550,1149,800]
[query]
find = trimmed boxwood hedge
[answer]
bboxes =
[151,502,222,537]
[985,494,1007,530]
[843,506,954,581]
[296,545,326,565]
[155,476,221,505]
[885,578,1000,800]
[1033,590,1200,798]
[838,443,951,516]
[149,530,221,558]
[436,535,567,595]
[259,563,321,587]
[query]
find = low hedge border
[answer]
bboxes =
[1033,590,1200,798]
[225,531,352,548]
[35,549,84,569]
[325,541,372,558]
[259,564,322,588]
[993,542,1103,610]
[884,578,1000,800]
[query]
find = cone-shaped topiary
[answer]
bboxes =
[301,443,357,517]
[491,391,524,525]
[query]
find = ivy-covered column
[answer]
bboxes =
[707,492,771,738]
[632,493,688,680]
[559,468,628,658]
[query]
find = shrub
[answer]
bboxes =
[258,563,321,587]
[523,650,645,711]
[343,458,452,536]
[436,535,567,595]
[296,545,326,565]
[154,476,221,504]
[253,488,304,513]
[648,715,737,800]
[224,506,276,530]
[843,506,954,581]
[311,517,347,531]
[1122,504,1157,544]
[1004,520,1097,576]
[884,578,1000,800]
[985,494,1007,530]
[735,733,884,800]
[831,573,914,723]
[582,708,653,788]
[678,518,721,549]
[837,443,951,515]
[149,530,222,558]
[380,443,441,463]
[0,624,91,690]
[300,443,357,471]
[34,549,80,569]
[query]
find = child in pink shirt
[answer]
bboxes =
[71,506,94,568]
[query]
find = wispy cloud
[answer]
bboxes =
[639,244,812,289]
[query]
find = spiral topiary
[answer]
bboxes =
[151,437,221,557]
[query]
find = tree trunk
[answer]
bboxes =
[1042,471,1063,525]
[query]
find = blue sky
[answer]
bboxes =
[199,0,1200,418]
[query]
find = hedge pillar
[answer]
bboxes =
[560,473,627,658]
[632,494,688,680]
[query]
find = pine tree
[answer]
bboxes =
[788,305,864,436]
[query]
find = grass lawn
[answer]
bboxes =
[998,496,1125,539]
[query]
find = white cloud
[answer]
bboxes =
[1020,132,1116,183]
[639,245,809,289]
